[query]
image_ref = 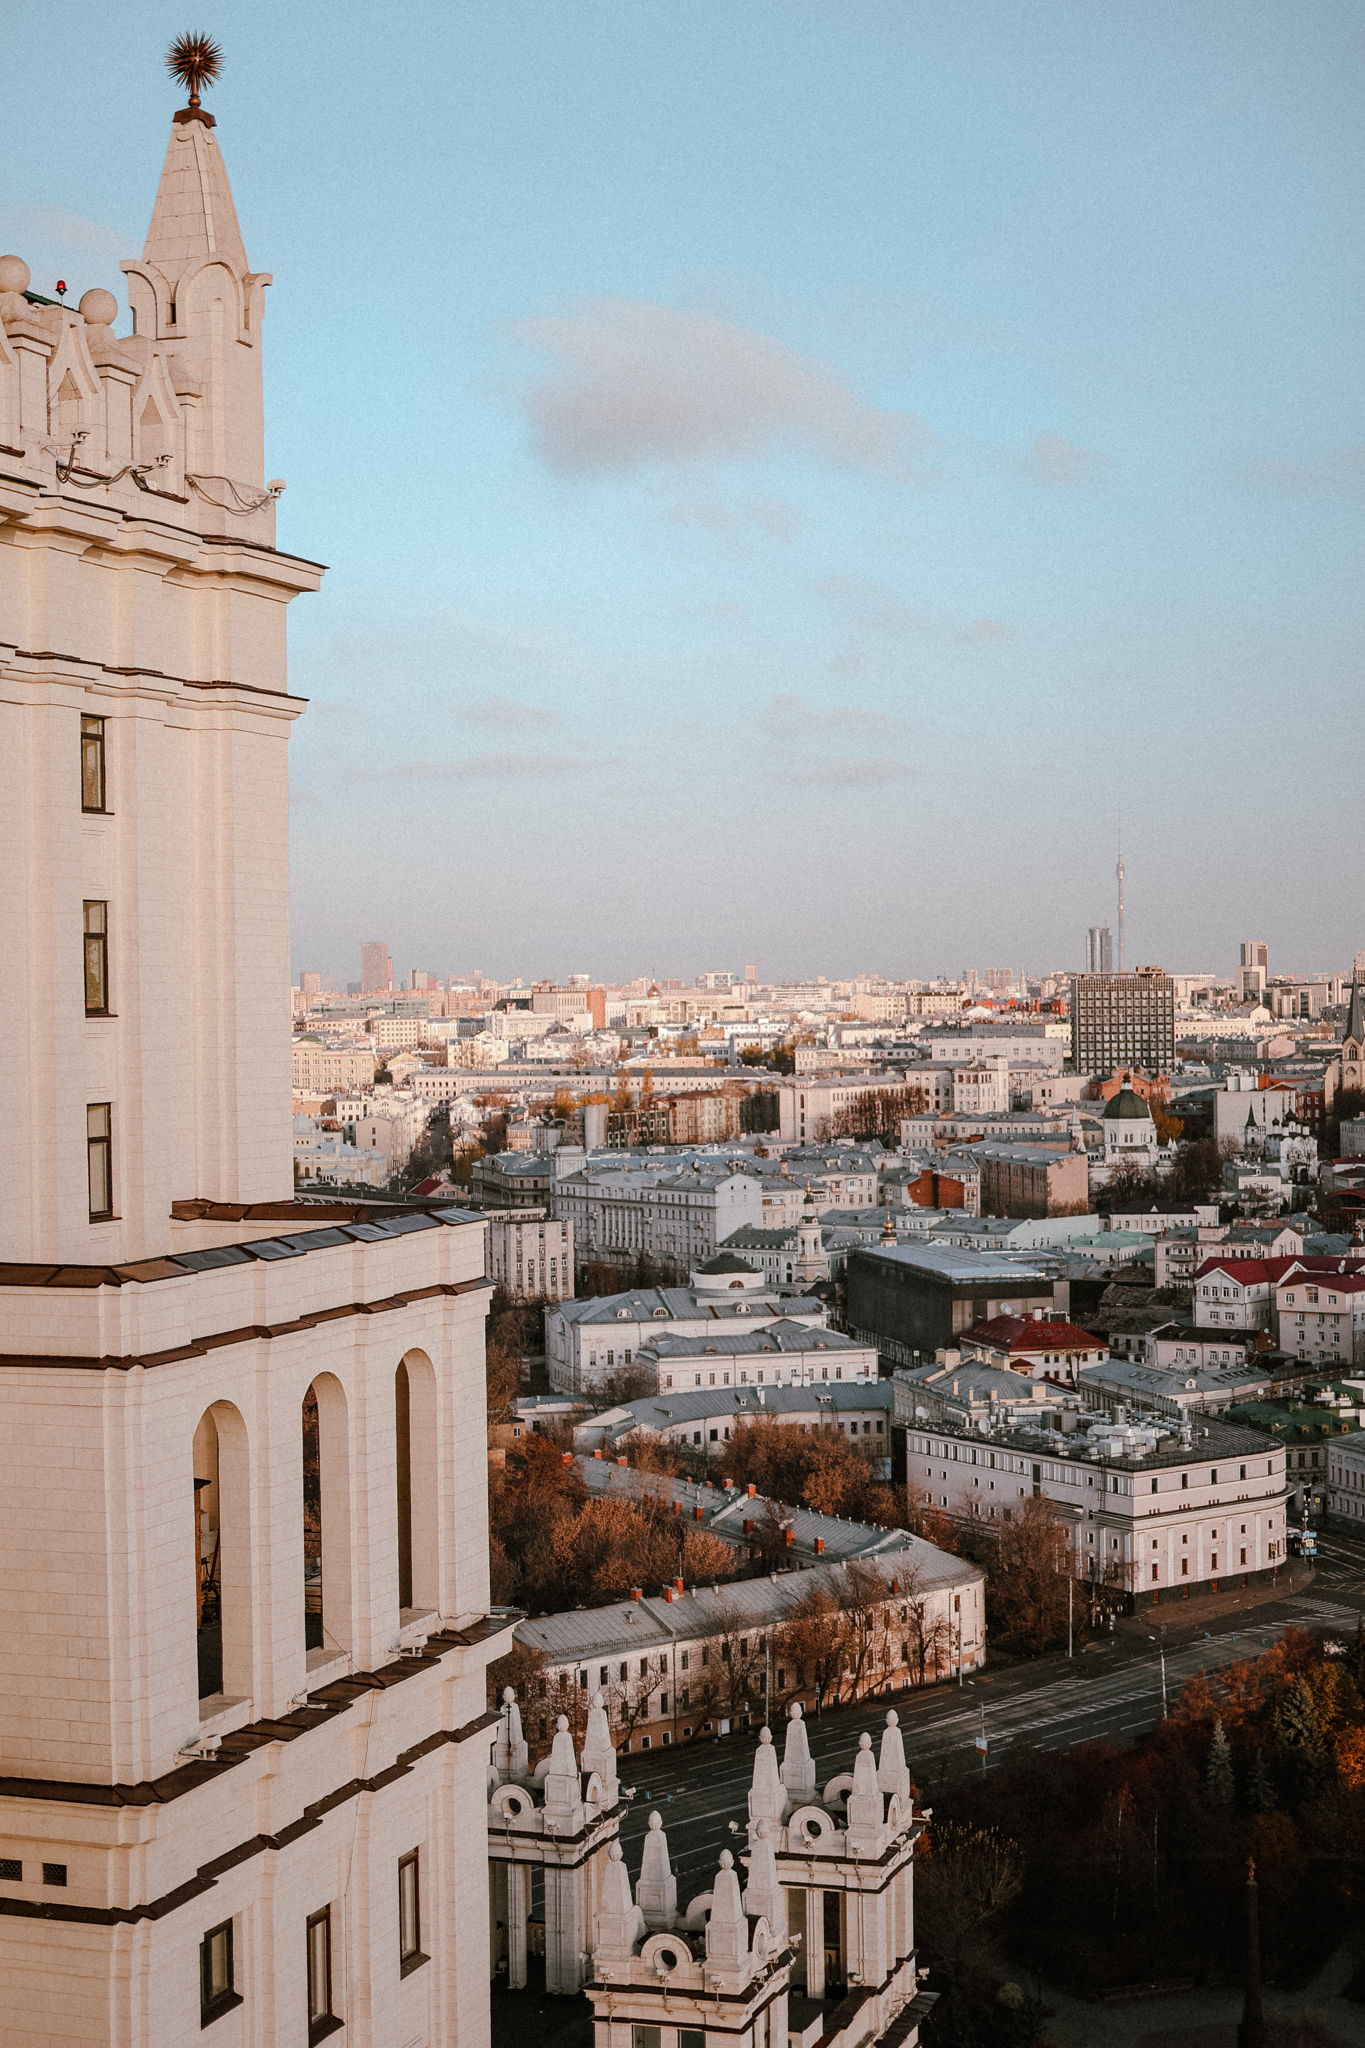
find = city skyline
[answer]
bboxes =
[5,2,1362,978]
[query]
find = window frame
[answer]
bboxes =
[199,1918,241,2029]
[306,1905,341,2042]
[83,899,110,1016]
[398,1849,427,1976]
[80,713,108,813]
[86,1102,114,1220]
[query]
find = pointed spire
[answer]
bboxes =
[845,1730,884,1840]
[636,1810,679,1929]
[542,1713,583,1830]
[781,1701,816,1802]
[1345,978,1365,1050]
[742,1818,785,1933]
[749,1725,789,1828]
[593,1842,645,1966]
[581,1689,618,1804]
[492,1686,528,1783]
[877,1709,911,1808]
[705,1850,748,1970]
[140,110,249,291]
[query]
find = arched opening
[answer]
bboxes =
[302,1375,352,1661]
[396,1352,439,1619]
[193,1402,251,1704]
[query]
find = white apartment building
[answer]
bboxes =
[1194,1257,1279,1332]
[638,1322,880,1395]
[575,1376,889,1457]
[371,1014,424,1050]
[901,1409,1287,1604]
[292,1116,388,1187]
[1276,1271,1365,1368]
[551,1159,766,1272]
[290,1038,377,1092]
[777,1073,913,1143]
[0,88,504,2046]
[544,1259,826,1394]
[1326,1429,1365,1526]
[486,1211,574,1302]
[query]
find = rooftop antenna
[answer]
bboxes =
[1115,818,1126,974]
[166,31,224,121]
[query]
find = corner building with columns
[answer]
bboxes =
[0,73,507,2048]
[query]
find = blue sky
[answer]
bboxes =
[5,2,1363,984]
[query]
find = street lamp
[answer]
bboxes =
[1146,1629,1168,1718]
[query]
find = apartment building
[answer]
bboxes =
[486,1211,574,1302]
[1070,967,1176,1076]
[290,1038,378,1093]
[551,1158,766,1273]
[575,1376,890,1459]
[1326,1429,1365,1527]
[900,1405,1287,1606]
[544,1259,826,1393]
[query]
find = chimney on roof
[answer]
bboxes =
[784,1527,794,1546]
[674,1576,684,1593]
[593,1448,603,1459]
[814,1537,825,1554]
[746,1482,757,1497]
[663,1585,675,1602]
[630,1587,642,1602]
[617,1456,628,1466]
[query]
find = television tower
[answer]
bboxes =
[1116,828,1126,973]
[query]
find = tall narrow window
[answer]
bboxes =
[395,1361,413,1612]
[83,901,109,1014]
[306,1907,338,2041]
[86,1103,113,1219]
[80,714,106,812]
[302,1387,323,1651]
[398,1851,426,1975]
[199,1919,240,2027]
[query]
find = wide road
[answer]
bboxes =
[611,1585,1363,1896]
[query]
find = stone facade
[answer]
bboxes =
[0,83,503,2047]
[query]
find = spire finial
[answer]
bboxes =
[166,32,224,121]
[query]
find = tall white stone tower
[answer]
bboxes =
[0,46,504,2047]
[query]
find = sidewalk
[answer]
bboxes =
[1111,1562,1319,1639]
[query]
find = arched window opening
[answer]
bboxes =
[396,1353,439,1621]
[195,1410,223,1695]
[302,1386,322,1652]
[194,1403,251,1705]
[302,1376,352,1662]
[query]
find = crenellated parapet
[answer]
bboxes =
[488,1690,622,1995]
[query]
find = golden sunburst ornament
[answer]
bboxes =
[166,31,224,109]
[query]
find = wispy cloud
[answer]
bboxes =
[792,754,914,788]
[764,693,896,743]
[666,496,806,541]
[350,753,614,783]
[457,694,559,730]
[1242,446,1365,494]
[957,616,1010,645]
[509,298,938,481]
[1,200,128,271]
[1002,433,1109,487]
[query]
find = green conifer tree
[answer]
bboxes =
[1205,1716,1235,1804]
[1246,1747,1276,1813]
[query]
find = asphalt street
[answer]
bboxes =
[611,1579,1365,1896]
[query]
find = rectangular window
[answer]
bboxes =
[200,1919,239,2028]
[80,714,107,811]
[83,900,109,1014]
[306,1907,338,2041]
[86,1102,113,1219]
[679,2032,705,2048]
[632,2029,663,2048]
[398,1851,425,1975]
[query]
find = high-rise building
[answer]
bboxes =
[1086,925,1114,974]
[743,963,759,983]
[360,938,393,991]
[1240,941,1269,971]
[0,66,501,2044]
[300,969,322,995]
[1070,966,1176,1076]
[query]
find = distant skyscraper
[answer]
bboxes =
[1086,926,1114,974]
[1240,941,1269,971]
[1071,966,1175,1076]
[360,939,392,991]
[743,963,759,984]
[299,969,322,995]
